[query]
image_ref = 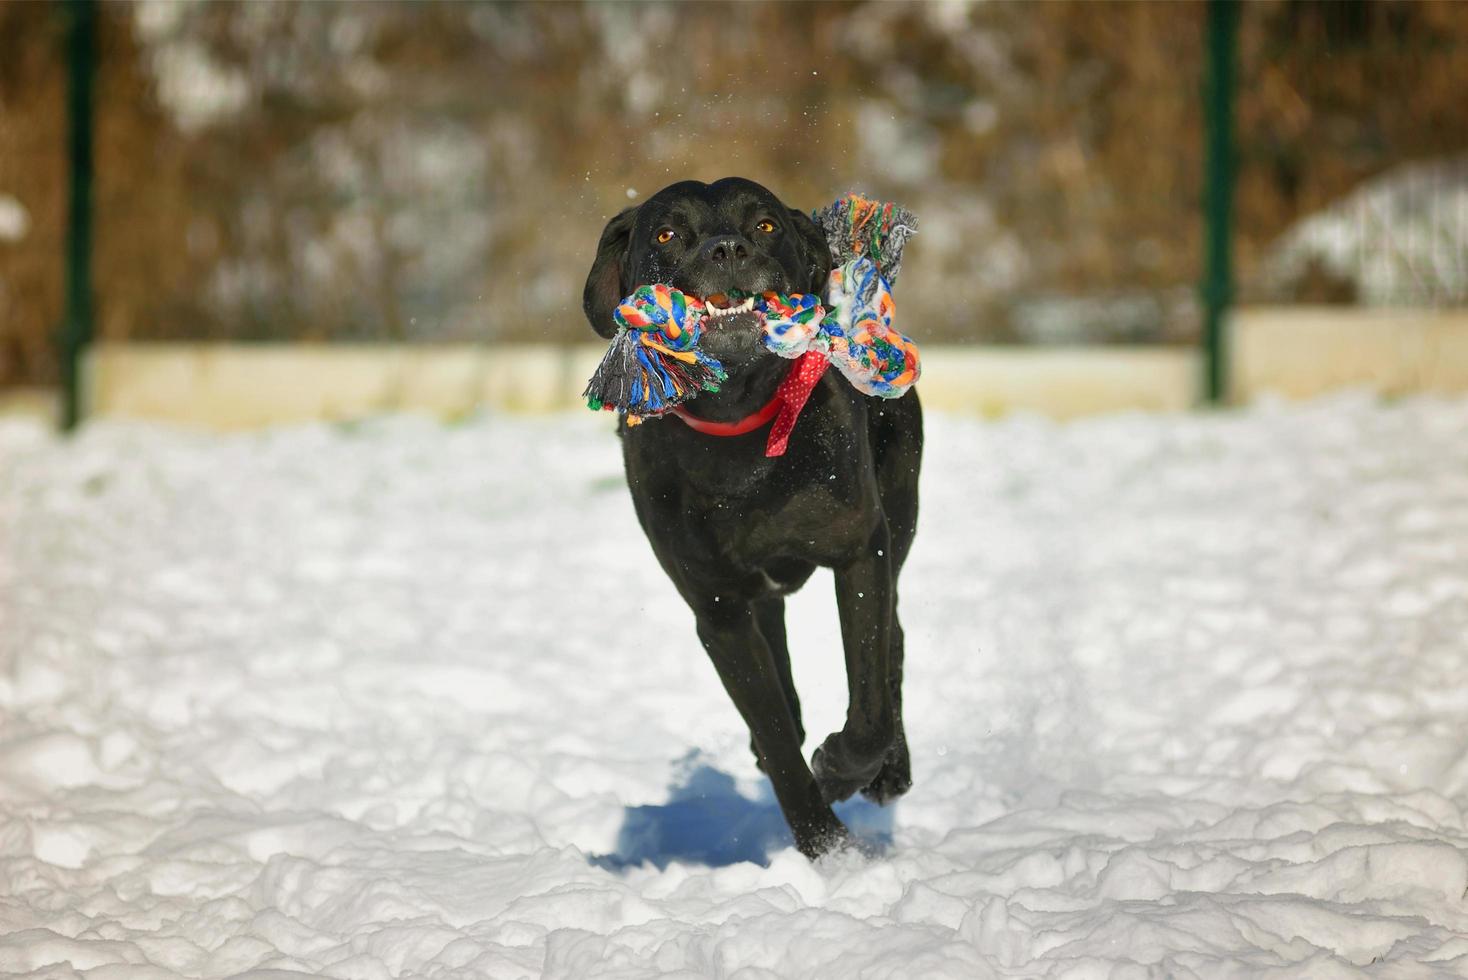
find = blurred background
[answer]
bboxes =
[1,0,1465,423]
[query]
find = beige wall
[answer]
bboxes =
[78,342,1201,429]
[1231,307,1468,399]
[83,343,607,429]
[2,308,1464,429]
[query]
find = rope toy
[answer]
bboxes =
[815,194,918,285]
[582,284,726,423]
[758,256,920,398]
[583,194,921,421]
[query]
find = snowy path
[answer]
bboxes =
[2,395,1468,978]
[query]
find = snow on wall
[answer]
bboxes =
[2,396,1468,977]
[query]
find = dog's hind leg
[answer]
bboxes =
[750,597,805,772]
[696,602,848,858]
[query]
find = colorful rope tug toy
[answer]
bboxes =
[582,284,726,418]
[583,194,921,450]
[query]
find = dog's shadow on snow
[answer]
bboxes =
[589,754,895,871]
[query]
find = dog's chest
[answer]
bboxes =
[623,385,885,569]
[698,449,878,567]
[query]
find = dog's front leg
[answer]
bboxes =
[812,521,897,804]
[695,602,849,858]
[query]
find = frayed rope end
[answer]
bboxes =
[811,194,918,287]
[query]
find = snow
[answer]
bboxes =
[3,394,1468,978]
[1263,154,1468,307]
[0,196,30,245]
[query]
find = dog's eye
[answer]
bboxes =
[655,228,676,245]
[755,220,776,234]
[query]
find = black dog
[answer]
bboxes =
[582,177,922,858]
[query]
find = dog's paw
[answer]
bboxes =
[792,819,854,861]
[811,731,889,805]
[860,733,912,805]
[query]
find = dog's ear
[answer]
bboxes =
[788,206,833,296]
[583,206,639,339]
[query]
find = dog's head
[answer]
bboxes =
[582,177,832,364]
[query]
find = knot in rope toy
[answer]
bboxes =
[759,292,826,358]
[758,257,920,398]
[583,284,726,421]
[583,194,922,435]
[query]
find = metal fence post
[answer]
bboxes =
[1202,0,1238,405]
[60,0,96,432]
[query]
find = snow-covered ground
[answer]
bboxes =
[3,394,1468,978]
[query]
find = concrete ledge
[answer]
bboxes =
[0,386,57,426]
[85,343,609,429]
[918,346,1197,418]
[8,308,1460,429]
[79,342,1200,428]
[1232,307,1468,401]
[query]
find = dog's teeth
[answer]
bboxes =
[702,296,753,322]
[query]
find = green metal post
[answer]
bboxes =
[60,0,96,432]
[1202,0,1238,405]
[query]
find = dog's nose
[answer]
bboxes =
[700,236,753,270]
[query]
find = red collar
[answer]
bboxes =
[670,350,829,458]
